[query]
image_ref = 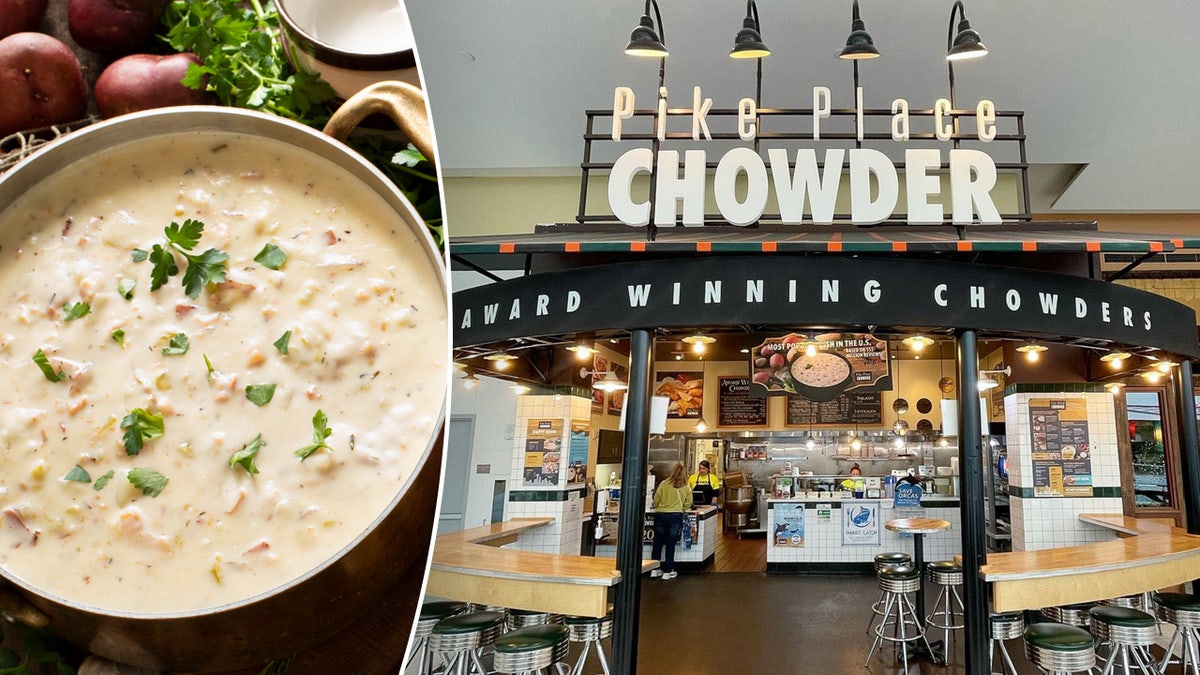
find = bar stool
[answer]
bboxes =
[1154,591,1200,673]
[509,608,564,630]
[1023,623,1097,674]
[926,560,966,648]
[989,611,1024,675]
[563,614,612,675]
[1043,602,1094,629]
[867,552,912,633]
[405,600,468,675]
[1089,605,1158,674]
[1100,594,1146,611]
[492,624,571,675]
[865,563,936,673]
[429,610,507,675]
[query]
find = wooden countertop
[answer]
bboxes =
[981,513,1200,612]
[885,517,951,534]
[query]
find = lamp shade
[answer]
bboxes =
[730,18,770,58]
[839,1,879,60]
[946,18,987,60]
[625,14,668,57]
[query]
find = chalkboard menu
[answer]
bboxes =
[785,392,883,426]
[718,377,769,427]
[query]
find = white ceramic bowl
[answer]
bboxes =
[277,0,420,99]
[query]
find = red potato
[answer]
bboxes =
[94,52,213,117]
[0,32,87,137]
[0,0,49,39]
[67,0,166,53]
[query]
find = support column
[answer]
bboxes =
[955,329,989,675]
[1174,360,1200,537]
[611,329,653,674]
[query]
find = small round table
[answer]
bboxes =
[885,517,951,662]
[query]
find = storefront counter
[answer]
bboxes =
[981,514,1200,612]
[428,518,657,617]
[595,505,719,569]
[765,496,962,573]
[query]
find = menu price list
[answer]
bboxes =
[785,392,883,426]
[1029,398,1093,497]
[717,377,768,427]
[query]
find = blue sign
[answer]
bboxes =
[842,500,881,546]
[893,482,923,508]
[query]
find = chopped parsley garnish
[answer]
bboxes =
[162,333,190,356]
[63,301,90,321]
[64,466,91,483]
[295,409,332,461]
[204,354,215,374]
[245,384,276,407]
[273,330,291,355]
[112,329,125,346]
[93,470,114,491]
[117,278,137,300]
[230,434,265,475]
[120,408,165,456]
[133,219,229,299]
[254,243,287,270]
[128,468,169,497]
[32,349,66,383]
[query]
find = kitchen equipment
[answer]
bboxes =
[0,89,443,672]
[724,485,757,528]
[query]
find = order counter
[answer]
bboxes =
[594,505,719,568]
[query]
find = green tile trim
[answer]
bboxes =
[1010,486,1034,498]
[1093,487,1122,498]
[1004,383,1106,396]
[1009,486,1121,498]
[509,489,585,502]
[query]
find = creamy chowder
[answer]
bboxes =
[0,131,446,613]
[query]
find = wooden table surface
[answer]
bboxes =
[884,517,952,534]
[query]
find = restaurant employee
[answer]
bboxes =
[689,460,721,506]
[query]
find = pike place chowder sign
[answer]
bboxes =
[453,256,1199,358]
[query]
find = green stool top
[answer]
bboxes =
[878,563,919,581]
[431,611,507,635]
[1089,605,1155,628]
[875,552,911,563]
[1023,623,1095,651]
[420,601,469,621]
[509,608,551,617]
[564,614,611,625]
[1156,592,1200,612]
[928,560,962,572]
[1059,602,1094,611]
[494,624,570,653]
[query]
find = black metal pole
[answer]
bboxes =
[1173,360,1200,536]
[611,329,653,674]
[955,329,989,675]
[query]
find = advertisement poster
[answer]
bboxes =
[590,354,609,412]
[750,333,891,401]
[643,513,699,549]
[842,500,881,545]
[784,392,883,426]
[1030,398,1093,497]
[773,503,805,547]
[523,418,562,487]
[607,389,625,416]
[718,376,768,427]
[654,371,704,418]
[567,420,589,484]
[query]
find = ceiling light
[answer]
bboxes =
[1156,361,1176,373]
[624,0,668,58]
[892,436,906,449]
[977,378,999,391]
[1100,351,1132,368]
[696,417,708,433]
[892,419,909,435]
[946,0,988,62]
[453,361,467,371]
[935,435,950,448]
[1105,382,1125,395]
[588,371,629,392]
[1016,342,1049,363]
[978,366,1010,391]
[849,435,863,452]
[740,348,750,354]
[729,0,770,59]
[682,332,716,354]
[805,436,816,450]
[511,383,531,395]
[461,372,480,391]
[674,353,682,361]
[838,0,879,60]
[1142,371,1163,384]
[902,335,935,352]
[566,342,597,361]
[484,352,517,371]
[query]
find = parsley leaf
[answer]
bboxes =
[295,409,332,461]
[204,354,215,375]
[136,220,228,299]
[245,384,276,407]
[230,434,265,475]
[147,243,178,291]
[165,218,204,250]
[181,246,229,299]
[64,465,91,482]
[63,301,90,321]
[93,470,114,491]
[117,278,137,300]
[113,329,125,346]
[128,468,169,497]
[162,333,190,356]
[131,248,148,262]
[254,243,287,270]
[120,408,165,456]
[32,349,66,383]
[273,330,291,355]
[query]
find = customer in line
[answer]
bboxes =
[688,460,721,506]
[650,462,691,580]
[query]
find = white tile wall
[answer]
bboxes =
[765,501,963,564]
[1011,497,1122,551]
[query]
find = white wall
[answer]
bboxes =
[449,374,519,529]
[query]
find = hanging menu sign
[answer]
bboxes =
[750,333,890,402]
[1029,398,1093,497]
[718,376,768,427]
[785,392,883,426]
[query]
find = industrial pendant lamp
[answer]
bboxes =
[946,0,988,61]
[682,332,716,354]
[625,0,668,58]
[1016,341,1049,363]
[729,0,770,59]
[838,0,880,60]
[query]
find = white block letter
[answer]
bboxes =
[891,98,910,141]
[612,87,635,141]
[934,98,953,141]
[738,98,757,140]
[692,86,713,140]
[813,86,831,140]
[769,148,845,225]
[976,100,996,142]
[905,148,943,225]
[655,149,707,227]
[608,148,653,226]
[849,149,898,225]
[950,149,1001,225]
[714,147,768,226]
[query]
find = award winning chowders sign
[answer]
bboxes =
[453,256,1200,359]
[608,86,1003,227]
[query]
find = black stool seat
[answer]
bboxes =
[927,560,962,573]
[494,624,570,653]
[878,563,919,581]
[992,611,1023,622]
[1024,623,1095,651]
[1156,592,1200,612]
[564,614,607,625]
[1090,605,1156,628]
[875,552,911,564]
[510,608,548,617]
[432,611,507,634]
[1060,602,1094,611]
[421,600,469,621]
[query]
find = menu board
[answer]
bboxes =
[785,392,883,426]
[717,376,768,427]
[523,418,562,487]
[1029,398,1093,497]
[567,420,589,484]
[750,332,891,401]
[654,371,704,418]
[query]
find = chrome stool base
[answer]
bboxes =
[865,571,937,673]
[565,615,613,675]
[989,612,1024,675]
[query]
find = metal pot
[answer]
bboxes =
[0,83,445,672]
[724,486,756,528]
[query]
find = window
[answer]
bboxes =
[1125,390,1172,509]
